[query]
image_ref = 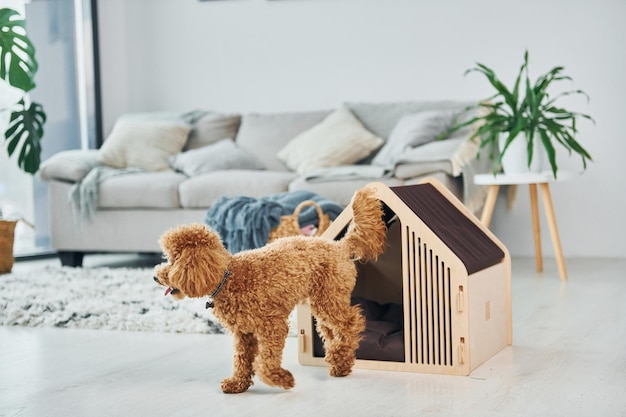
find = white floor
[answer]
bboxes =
[1,255,626,417]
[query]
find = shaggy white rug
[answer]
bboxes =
[0,266,226,334]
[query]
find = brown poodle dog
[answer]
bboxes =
[153,187,386,393]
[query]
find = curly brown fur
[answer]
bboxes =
[154,187,386,393]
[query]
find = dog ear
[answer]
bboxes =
[168,248,213,298]
[165,224,231,298]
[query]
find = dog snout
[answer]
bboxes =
[153,276,160,284]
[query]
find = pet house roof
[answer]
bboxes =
[390,183,505,274]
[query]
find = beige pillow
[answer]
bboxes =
[98,119,190,171]
[277,108,383,174]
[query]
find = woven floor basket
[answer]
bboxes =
[268,200,330,243]
[0,220,18,274]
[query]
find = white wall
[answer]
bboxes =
[97,0,626,259]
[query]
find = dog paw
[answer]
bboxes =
[259,368,295,390]
[329,363,353,377]
[221,377,253,394]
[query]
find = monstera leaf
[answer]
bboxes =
[0,8,45,175]
[5,100,45,174]
[0,8,38,92]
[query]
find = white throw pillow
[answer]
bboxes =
[98,119,190,171]
[372,109,460,167]
[277,108,383,175]
[168,138,265,176]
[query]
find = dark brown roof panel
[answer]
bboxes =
[391,183,505,274]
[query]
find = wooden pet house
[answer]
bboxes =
[297,178,511,376]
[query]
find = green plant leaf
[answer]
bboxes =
[524,75,539,129]
[0,8,38,92]
[5,100,45,174]
[510,53,528,110]
[538,129,558,178]
[466,63,518,113]
[533,66,566,94]
[560,131,592,163]
[545,89,591,107]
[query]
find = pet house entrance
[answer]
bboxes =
[297,179,512,376]
[311,209,406,363]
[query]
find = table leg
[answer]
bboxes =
[528,184,543,273]
[480,185,499,228]
[539,183,568,280]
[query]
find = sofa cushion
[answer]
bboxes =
[98,119,190,171]
[372,109,464,167]
[98,171,187,209]
[179,170,298,208]
[235,110,331,171]
[38,150,101,182]
[184,112,242,151]
[277,108,383,175]
[168,138,264,177]
[344,100,477,140]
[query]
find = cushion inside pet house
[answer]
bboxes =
[296,178,512,376]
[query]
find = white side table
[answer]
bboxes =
[474,171,573,281]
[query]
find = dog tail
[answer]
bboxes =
[341,187,387,261]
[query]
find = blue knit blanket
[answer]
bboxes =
[205,190,344,253]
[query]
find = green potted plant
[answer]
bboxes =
[452,50,593,178]
[0,8,46,174]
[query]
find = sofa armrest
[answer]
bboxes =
[38,150,101,183]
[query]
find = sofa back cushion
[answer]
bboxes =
[235,110,331,171]
[184,112,242,151]
[344,100,477,140]
[371,108,474,167]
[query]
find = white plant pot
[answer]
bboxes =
[498,135,546,174]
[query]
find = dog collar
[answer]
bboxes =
[205,269,231,309]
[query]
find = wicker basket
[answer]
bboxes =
[0,220,18,274]
[268,200,331,243]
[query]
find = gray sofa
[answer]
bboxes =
[38,100,486,266]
